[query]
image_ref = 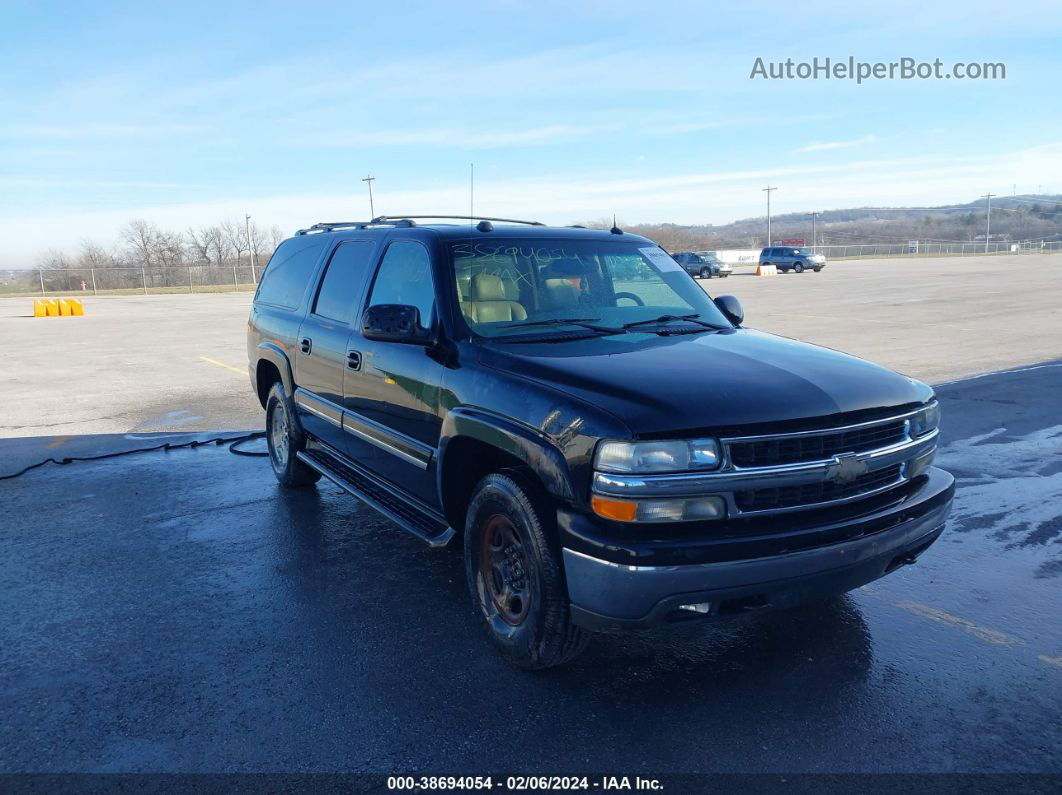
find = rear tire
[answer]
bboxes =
[464,473,589,669]
[265,381,321,488]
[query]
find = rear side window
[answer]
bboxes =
[313,240,377,324]
[366,241,435,327]
[255,239,326,309]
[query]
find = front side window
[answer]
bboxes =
[313,240,377,324]
[366,240,435,328]
[451,238,732,338]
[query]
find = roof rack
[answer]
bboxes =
[295,218,417,235]
[373,215,545,226]
[295,214,547,236]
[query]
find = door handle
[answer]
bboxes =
[299,337,312,354]
[346,350,362,370]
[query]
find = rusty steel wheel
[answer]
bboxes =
[464,473,590,669]
[478,514,531,626]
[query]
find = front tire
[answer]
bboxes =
[464,473,589,669]
[794,261,805,273]
[265,381,321,488]
[699,267,712,279]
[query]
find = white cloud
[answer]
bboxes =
[797,134,878,153]
[0,123,208,141]
[299,124,613,149]
[3,141,1060,268]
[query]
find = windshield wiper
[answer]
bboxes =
[505,317,624,334]
[621,313,725,331]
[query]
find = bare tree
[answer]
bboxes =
[220,219,247,266]
[77,240,118,269]
[185,227,211,264]
[122,219,158,266]
[247,219,270,266]
[270,225,284,251]
[154,229,186,267]
[38,249,73,270]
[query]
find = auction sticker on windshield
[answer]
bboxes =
[638,247,683,272]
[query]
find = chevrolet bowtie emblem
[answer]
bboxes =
[826,453,868,484]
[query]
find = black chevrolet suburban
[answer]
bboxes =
[247,216,954,669]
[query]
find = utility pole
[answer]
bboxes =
[245,214,257,282]
[362,174,376,218]
[762,186,777,247]
[982,193,995,254]
[811,211,820,251]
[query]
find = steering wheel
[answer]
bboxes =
[614,292,645,307]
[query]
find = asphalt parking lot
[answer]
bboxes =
[2,363,1060,774]
[1,253,1060,438]
[1,253,1061,774]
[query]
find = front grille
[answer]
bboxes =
[728,419,906,468]
[734,464,903,513]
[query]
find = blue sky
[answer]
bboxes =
[1,0,1060,266]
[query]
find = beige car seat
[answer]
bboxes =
[461,273,527,324]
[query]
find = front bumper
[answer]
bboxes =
[563,466,954,630]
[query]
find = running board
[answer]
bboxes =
[296,449,455,548]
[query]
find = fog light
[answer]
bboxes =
[591,495,726,523]
[678,602,713,614]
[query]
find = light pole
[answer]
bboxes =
[762,186,777,247]
[245,214,257,282]
[982,193,995,254]
[362,174,376,218]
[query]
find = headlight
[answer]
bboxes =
[595,438,720,473]
[910,402,940,437]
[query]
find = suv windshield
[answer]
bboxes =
[450,238,732,338]
[794,247,814,256]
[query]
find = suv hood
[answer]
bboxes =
[477,328,929,436]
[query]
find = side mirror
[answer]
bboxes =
[361,304,433,345]
[714,295,744,326]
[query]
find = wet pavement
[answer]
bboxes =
[1,363,1060,774]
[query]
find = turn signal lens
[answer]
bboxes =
[591,495,638,522]
[591,495,725,523]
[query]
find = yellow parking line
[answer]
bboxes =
[199,356,246,377]
[1039,655,1062,669]
[896,600,1023,646]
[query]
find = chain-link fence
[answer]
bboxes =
[0,264,260,297]
[813,239,1062,259]
[2,240,1061,297]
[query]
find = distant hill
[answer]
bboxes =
[587,195,1062,251]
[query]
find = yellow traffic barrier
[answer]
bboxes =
[755,264,778,276]
[33,298,84,317]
